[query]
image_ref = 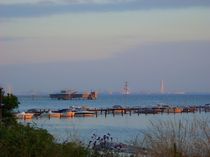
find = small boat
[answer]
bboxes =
[24,113,34,119]
[75,110,95,117]
[63,111,75,117]
[135,108,158,114]
[164,107,182,113]
[26,108,42,117]
[48,111,61,118]
[173,107,183,113]
[182,107,197,113]
[15,112,34,119]
[113,105,124,113]
[58,109,75,117]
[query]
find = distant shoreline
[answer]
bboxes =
[16,93,210,97]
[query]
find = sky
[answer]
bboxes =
[0,0,210,94]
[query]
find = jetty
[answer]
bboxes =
[87,105,201,117]
[15,104,210,120]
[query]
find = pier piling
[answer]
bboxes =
[112,110,115,117]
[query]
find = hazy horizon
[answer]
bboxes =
[1,0,210,94]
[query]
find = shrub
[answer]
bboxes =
[0,89,89,157]
[88,133,121,157]
[0,123,89,157]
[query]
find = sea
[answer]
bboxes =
[17,94,210,143]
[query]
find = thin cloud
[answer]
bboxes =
[0,0,136,5]
[0,37,25,42]
[0,0,209,18]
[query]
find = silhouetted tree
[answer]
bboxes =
[0,88,19,125]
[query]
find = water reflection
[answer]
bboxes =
[19,112,210,143]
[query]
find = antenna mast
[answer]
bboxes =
[123,81,129,95]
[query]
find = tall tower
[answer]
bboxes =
[123,81,129,95]
[160,80,164,94]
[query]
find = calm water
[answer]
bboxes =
[18,94,210,143]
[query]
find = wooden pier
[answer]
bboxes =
[17,104,210,120]
[87,105,209,117]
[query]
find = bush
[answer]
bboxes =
[0,90,89,157]
[88,133,121,157]
[0,123,89,157]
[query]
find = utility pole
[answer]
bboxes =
[0,87,3,120]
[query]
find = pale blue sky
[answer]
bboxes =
[0,0,210,94]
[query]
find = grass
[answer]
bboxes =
[133,117,210,157]
[1,116,210,157]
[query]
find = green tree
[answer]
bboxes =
[0,89,90,157]
[0,88,19,125]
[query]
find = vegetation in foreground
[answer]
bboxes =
[1,89,210,157]
[133,118,210,157]
[0,89,119,157]
[0,123,89,157]
[0,89,89,157]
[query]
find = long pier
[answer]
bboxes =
[87,105,210,117]
[17,104,210,120]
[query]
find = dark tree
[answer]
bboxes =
[0,88,19,125]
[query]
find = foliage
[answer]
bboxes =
[88,133,121,157]
[2,93,19,111]
[1,92,20,124]
[0,90,89,157]
[0,123,53,157]
[0,123,89,157]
